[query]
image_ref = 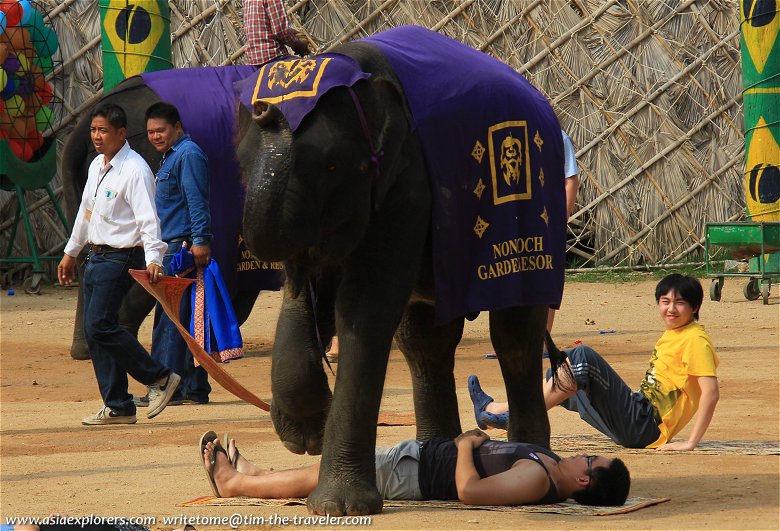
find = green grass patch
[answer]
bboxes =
[565,263,708,283]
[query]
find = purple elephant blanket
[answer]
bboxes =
[237,26,567,324]
[362,26,567,324]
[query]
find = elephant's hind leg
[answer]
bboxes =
[396,302,464,441]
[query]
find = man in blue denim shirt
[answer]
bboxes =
[137,101,213,406]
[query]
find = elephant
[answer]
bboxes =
[61,68,282,360]
[237,26,569,516]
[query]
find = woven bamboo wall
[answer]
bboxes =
[1,0,744,278]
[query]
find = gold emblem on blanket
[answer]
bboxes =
[473,179,486,199]
[253,58,332,104]
[473,216,489,238]
[534,130,544,151]
[489,121,532,204]
[472,140,486,164]
[540,206,549,226]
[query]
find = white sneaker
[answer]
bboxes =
[146,372,181,419]
[82,406,137,425]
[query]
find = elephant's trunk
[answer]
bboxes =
[238,107,318,262]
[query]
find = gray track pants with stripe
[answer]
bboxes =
[549,345,661,448]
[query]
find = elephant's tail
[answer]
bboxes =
[544,330,575,393]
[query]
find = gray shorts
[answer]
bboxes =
[374,440,424,500]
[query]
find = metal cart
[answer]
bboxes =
[705,222,780,305]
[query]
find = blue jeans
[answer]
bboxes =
[150,241,210,401]
[83,249,170,415]
[548,345,661,448]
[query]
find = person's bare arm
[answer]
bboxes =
[657,376,719,451]
[565,175,579,218]
[454,430,549,505]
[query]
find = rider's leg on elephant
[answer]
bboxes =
[396,301,464,441]
[488,304,550,448]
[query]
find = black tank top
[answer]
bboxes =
[418,438,562,503]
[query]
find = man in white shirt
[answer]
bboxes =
[58,103,181,425]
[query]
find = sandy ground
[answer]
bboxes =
[0,277,778,530]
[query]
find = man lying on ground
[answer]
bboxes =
[199,429,630,506]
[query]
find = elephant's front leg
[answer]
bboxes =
[396,302,464,441]
[489,305,550,447]
[271,279,336,456]
[307,188,429,515]
[306,326,390,516]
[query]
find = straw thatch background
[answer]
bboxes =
[0,0,744,284]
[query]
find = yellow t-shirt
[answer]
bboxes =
[639,322,718,448]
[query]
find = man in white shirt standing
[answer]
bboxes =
[58,103,181,425]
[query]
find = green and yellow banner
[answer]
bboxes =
[99,0,172,92]
[741,0,780,221]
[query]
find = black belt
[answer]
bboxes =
[90,244,143,255]
[168,237,193,249]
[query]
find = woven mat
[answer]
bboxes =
[545,435,780,456]
[377,416,779,455]
[178,495,669,516]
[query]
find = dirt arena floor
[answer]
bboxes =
[1,276,778,530]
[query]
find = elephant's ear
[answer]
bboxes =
[367,75,412,211]
[236,104,254,143]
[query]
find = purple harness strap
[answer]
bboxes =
[347,86,384,178]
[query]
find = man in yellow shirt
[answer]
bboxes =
[470,274,719,450]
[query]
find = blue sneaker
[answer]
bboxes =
[468,375,494,430]
[478,410,508,429]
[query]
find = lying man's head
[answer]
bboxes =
[573,456,631,506]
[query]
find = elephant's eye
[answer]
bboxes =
[327,164,337,172]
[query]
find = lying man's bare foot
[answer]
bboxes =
[226,436,265,476]
[203,438,243,497]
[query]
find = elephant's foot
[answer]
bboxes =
[306,478,383,516]
[70,339,90,360]
[271,400,328,455]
